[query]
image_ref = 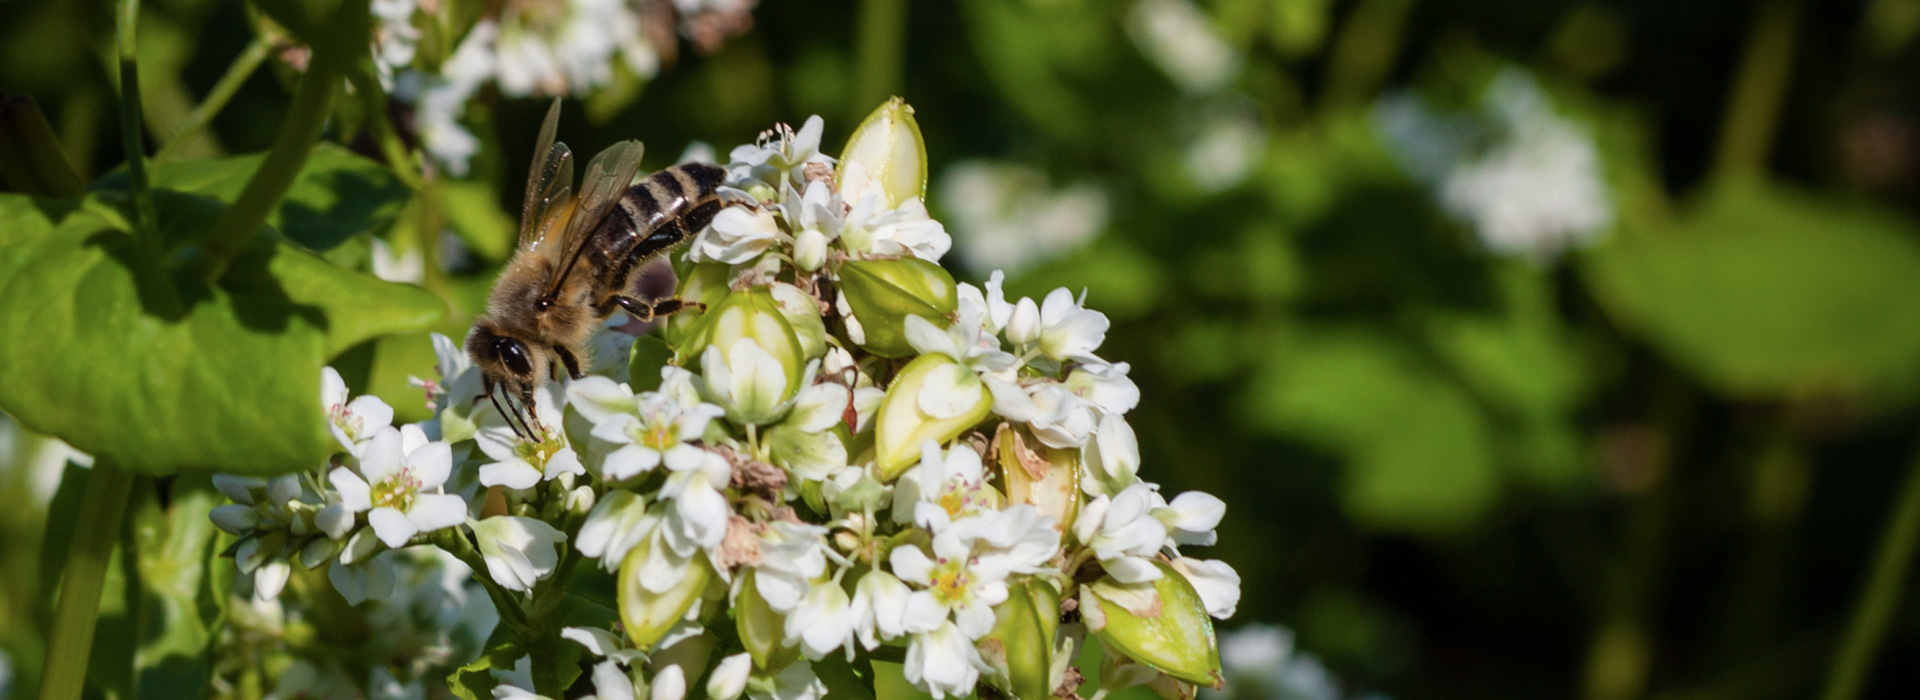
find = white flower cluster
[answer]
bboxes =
[939,161,1110,276]
[1202,625,1389,700]
[213,102,1240,700]
[370,0,762,174]
[1373,68,1615,262]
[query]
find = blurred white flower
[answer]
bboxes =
[900,620,980,700]
[1127,0,1239,94]
[893,440,993,531]
[576,490,655,569]
[940,161,1109,275]
[850,569,913,649]
[784,580,855,659]
[753,521,831,613]
[1204,625,1346,700]
[1183,105,1267,194]
[1034,288,1110,363]
[370,237,425,284]
[371,0,421,88]
[1373,68,1613,262]
[707,653,753,700]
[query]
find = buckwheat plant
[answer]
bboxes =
[211,98,1241,700]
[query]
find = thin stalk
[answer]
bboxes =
[344,68,424,191]
[193,63,338,282]
[853,0,907,114]
[36,463,136,700]
[1319,0,1416,113]
[155,38,269,163]
[1818,434,1920,700]
[116,0,157,241]
[1710,0,1801,182]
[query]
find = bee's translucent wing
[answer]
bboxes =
[537,139,646,301]
[519,99,575,252]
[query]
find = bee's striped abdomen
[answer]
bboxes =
[581,162,730,302]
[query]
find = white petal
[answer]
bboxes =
[253,560,292,601]
[328,468,373,511]
[1171,557,1241,619]
[480,461,543,490]
[651,665,686,700]
[603,444,662,481]
[591,413,643,445]
[707,653,752,700]
[359,427,406,484]
[316,503,355,540]
[368,507,420,548]
[409,440,455,489]
[349,395,396,436]
[916,363,983,420]
[406,493,470,534]
[889,545,935,585]
[569,376,636,426]
[322,367,349,406]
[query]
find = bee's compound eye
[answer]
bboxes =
[495,338,534,377]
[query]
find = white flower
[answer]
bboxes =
[838,197,951,262]
[901,621,982,700]
[1171,556,1241,619]
[330,424,466,548]
[691,206,785,264]
[1032,288,1110,363]
[753,521,830,612]
[573,377,726,481]
[576,490,655,570]
[893,441,994,532]
[850,569,913,649]
[252,560,292,602]
[1065,360,1140,416]
[890,528,1014,640]
[657,447,733,556]
[707,653,753,700]
[329,530,397,604]
[904,307,1017,375]
[323,366,395,455]
[727,116,830,193]
[370,237,425,284]
[1073,484,1171,583]
[988,380,1098,450]
[1154,490,1226,547]
[471,515,567,592]
[476,383,586,489]
[1081,413,1140,497]
[651,665,687,700]
[784,580,855,659]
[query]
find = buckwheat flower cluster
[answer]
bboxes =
[1372,67,1615,262]
[212,98,1240,700]
[371,0,763,174]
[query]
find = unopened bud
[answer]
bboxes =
[619,536,714,651]
[875,354,993,479]
[708,653,753,700]
[836,258,959,358]
[793,229,829,272]
[1006,297,1040,347]
[838,97,928,208]
[979,577,1063,700]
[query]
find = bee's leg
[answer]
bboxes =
[555,346,585,381]
[613,295,705,323]
[518,386,542,432]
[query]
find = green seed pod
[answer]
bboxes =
[996,425,1080,541]
[735,570,798,670]
[979,577,1063,700]
[874,354,993,480]
[678,287,807,424]
[1083,562,1223,688]
[618,537,713,651]
[768,282,829,362]
[836,258,958,358]
[838,97,929,208]
[665,261,732,347]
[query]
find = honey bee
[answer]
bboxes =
[467,100,729,438]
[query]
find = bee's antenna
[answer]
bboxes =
[489,388,530,440]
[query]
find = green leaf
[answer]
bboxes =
[1242,329,1499,534]
[629,335,675,393]
[0,191,446,475]
[1582,179,1920,402]
[133,476,223,699]
[814,652,879,700]
[449,637,526,700]
[94,143,409,252]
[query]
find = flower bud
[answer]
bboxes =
[978,577,1063,700]
[1084,563,1223,688]
[472,515,566,592]
[1080,413,1140,498]
[709,653,754,700]
[666,262,733,347]
[566,485,597,516]
[875,355,993,480]
[836,258,958,358]
[210,504,260,535]
[769,282,829,362]
[619,536,714,651]
[1005,297,1041,347]
[735,570,798,670]
[651,664,687,700]
[838,97,928,208]
[996,426,1079,537]
[793,228,829,272]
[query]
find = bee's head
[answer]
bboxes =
[465,320,547,403]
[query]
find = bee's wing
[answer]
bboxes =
[537,139,646,300]
[520,99,575,252]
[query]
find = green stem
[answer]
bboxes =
[1818,433,1920,700]
[1319,0,1416,113]
[853,0,907,114]
[36,463,136,700]
[0,95,87,197]
[192,62,339,282]
[434,526,530,632]
[1710,0,1800,183]
[155,38,269,163]
[116,0,157,241]
[343,68,425,191]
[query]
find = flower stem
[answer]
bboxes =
[191,61,339,282]
[1711,0,1800,183]
[155,38,268,163]
[853,0,907,114]
[434,526,530,632]
[1818,432,1920,700]
[36,462,136,700]
[116,0,158,242]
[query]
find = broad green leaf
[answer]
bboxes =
[815,652,879,700]
[94,143,409,252]
[1582,179,1920,401]
[629,335,675,393]
[0,191,446,475]
[448,636,525,700]
[1242,329,1499,534]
